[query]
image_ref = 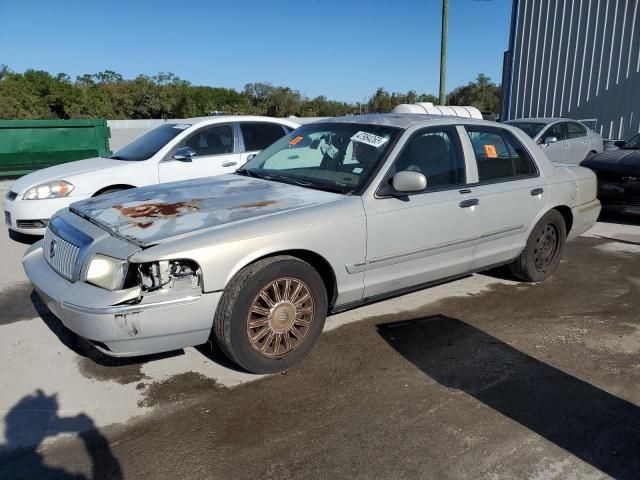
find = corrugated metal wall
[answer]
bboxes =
[502,0,640,139]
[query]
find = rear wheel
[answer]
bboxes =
[509,210,566,282]
[212,256,327,373]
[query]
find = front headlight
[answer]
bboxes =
[23,181,74,200]
[85,254,128,291]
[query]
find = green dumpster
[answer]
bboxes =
[0,119,111,177]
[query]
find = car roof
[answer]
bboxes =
[172,115,301,127]
[320,113,500,129]
[505,117,576,124]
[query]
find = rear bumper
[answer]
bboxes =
[23,242,221,357]
[569,199,601,239]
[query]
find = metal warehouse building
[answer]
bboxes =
[501,0,640,140]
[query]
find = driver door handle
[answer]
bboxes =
[222,161,238,167]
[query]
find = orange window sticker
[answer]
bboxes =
[289,136,304,145]
[484,144,498,158]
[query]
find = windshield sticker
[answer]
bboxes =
[289,135,304,145]
[173,124,192,130]
[352,167,364,174]
[320,143,339,159]
[484,144,498,158]
[350,131,388,148]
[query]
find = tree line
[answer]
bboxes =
[0,65,501,120]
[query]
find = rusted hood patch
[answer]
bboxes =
[71,175,340,245]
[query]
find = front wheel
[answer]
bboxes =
[509,210,566,282]
[212,256,328,374]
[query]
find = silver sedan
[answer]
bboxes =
[505,118,603,164]
[24,114,601,373]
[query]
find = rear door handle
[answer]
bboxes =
[222,161,238,167]
[459,199,479,208]
[531,188,544,196]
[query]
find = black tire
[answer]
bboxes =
[584,150,597,161]
[509,209,566,282]
[212,255,328,374]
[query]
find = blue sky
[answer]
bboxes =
[0,0,512,102]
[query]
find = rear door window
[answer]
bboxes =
[241,122,288,151]
[466,127,538,182]
[567,122,587,139]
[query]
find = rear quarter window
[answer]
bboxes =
[567,122,587,139]
[466,127,538,182]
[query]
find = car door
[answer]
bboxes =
[565,122,590,163]
[238,122,290,166]
[362,126,480,298]
[463,126,548,269]
[539,122,569,163]
[158,123,241,182]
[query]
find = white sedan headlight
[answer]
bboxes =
[85,254,128,291]
[23,181,74,200]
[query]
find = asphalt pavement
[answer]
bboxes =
[1,179,639,479]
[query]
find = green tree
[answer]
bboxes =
[447,73,501,113]
[0,66,497,120]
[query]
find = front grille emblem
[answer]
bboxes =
[49,238,57,259]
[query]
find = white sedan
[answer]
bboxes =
[4,116,299,236]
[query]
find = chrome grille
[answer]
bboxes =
[43,227,80,281]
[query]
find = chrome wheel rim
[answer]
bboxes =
[533,224,559,271]
[247,277,315,358]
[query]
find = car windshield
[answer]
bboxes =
[238,122,401,194]
[505,121,546,139]
[109,123,190,161]
[622,134,640,149]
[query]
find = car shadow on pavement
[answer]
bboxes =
[30,290,183,368]
[0,389,122,480]
[194,341,249,373]
[377,315,640,480]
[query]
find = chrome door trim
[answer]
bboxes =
[346,224,526,273]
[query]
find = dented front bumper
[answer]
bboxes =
[23,241,221,357]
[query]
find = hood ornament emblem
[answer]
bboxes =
[49,238,57,259]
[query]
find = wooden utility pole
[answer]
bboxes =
[439,0,448,106]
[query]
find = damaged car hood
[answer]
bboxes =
[70,174,343,245]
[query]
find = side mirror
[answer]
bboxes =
[392,170,427,193]
[246,153,257,161]
[614,140,626,148]
[172,146,196,162]
[543,136,558,145]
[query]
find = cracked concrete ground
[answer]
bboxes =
[1,177,639,479]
